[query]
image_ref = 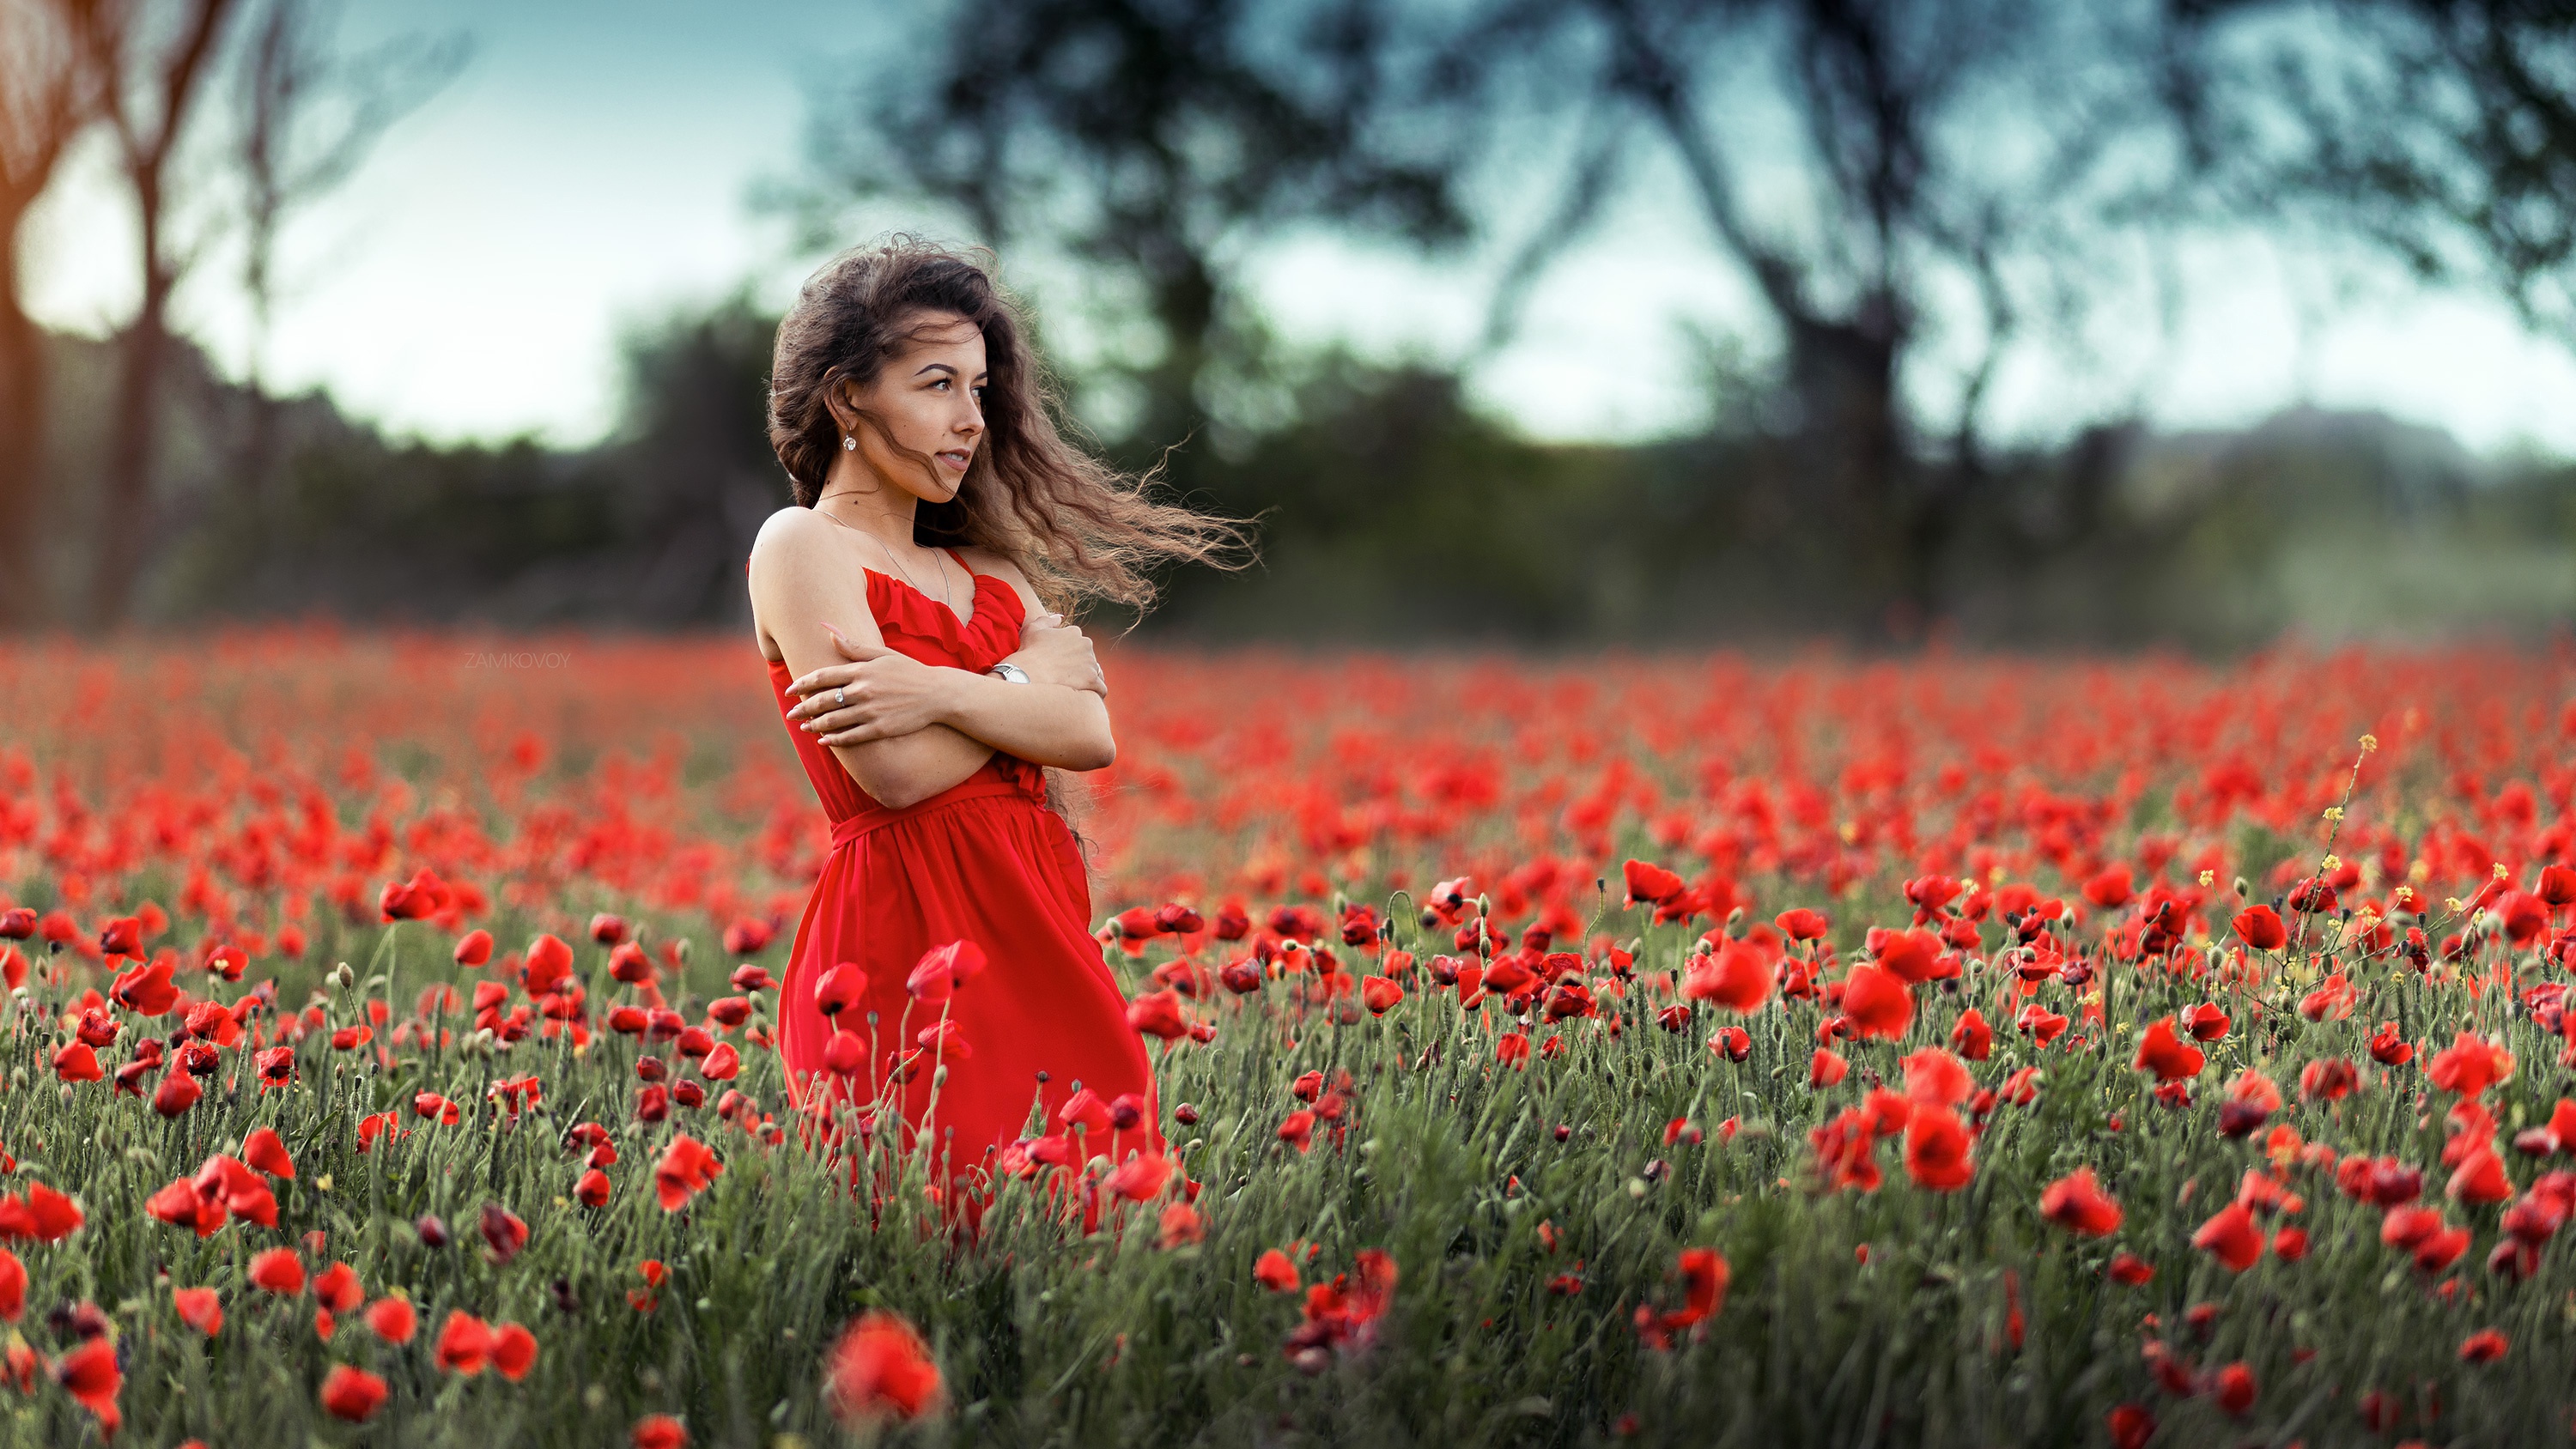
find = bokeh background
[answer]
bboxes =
[3,0,2572,649]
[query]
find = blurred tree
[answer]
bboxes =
[222,0,465,549]
[84,0,243,629]
[2166,0,2575,353]
[0,0,100,628]
[1424,0,2178,637]
[598,295,786,627]
[799,0,1476,478]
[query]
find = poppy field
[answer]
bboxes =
[1,630,2574,1446]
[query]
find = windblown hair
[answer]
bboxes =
[768,235,1249,618]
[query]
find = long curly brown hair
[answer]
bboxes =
[768,235,1250,618]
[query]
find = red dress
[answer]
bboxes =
[766,548,1158,1186]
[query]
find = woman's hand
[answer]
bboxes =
[785,624,961,746]
[1012,611,1108,696]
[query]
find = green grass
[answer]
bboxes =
[0,883,2567,1448]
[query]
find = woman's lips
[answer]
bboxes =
[937,449,971,470]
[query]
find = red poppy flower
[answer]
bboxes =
[1868,928,1943,984]
[154,1069,202,1118]
[2427,1032,2512,1099]
[1840,966,1911,1040]
[1127,989,1189,1040]
[522,933,574,994]
[1682,941,1770,1013]
[1277,1110,1316,1152]
[320,1364,386,1422]
[493,1321,538,1381]
[2040,1168,2123,1236]
[2081,864,2133,910]
[825,1310,944,1422]
[2459,1328,2508,1363]
[903,939,987,1001]
[367,1297,417,1344]
[1674,1247,1727,1320]
[1949,1008,1992,1061]
[1903,1106,1974,1191]
[0,1250,21,1322]
[1103,1154,1174,1202]
[22,1182,81,1241]
[2413,1224,2472,1273]
[2182,1003,2230,1041]
[2230,906,2287,950]
[173,1286,222,1337]
[1774,907,1829,941]
[1808,1109,1881,1193]
[2448,1150,2512,1205]
[653,1137,723,1211]
[1254,1249,1300,1292]
[2219,1071,2280,1137]
[2299,1058,2357,1102]
[2107,1253,2154,1285]
[632,1415,690,1449]
[2191,1203,2263,1271]
[1621,859,1686,906]
[481,1202,530,1262]
[242,1127,295,1179]
[52,1042,101,1083]
[2368,1022,2414,1065]
[438,1310,495,1374]
[1157,1201,1206,1247]
[2541,864,2576,906]
[249,1247,307,1295]
[1810,1048,1850,1088]
[2014,1003,2069,1046]
[56,1337,120,1434]
[2133,1018,2205,1082]
[313,1262,362,1313]
[2213,1361,2256,1416]
[1900,1047,1971,1107]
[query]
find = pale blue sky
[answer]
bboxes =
[21,0,2576,458]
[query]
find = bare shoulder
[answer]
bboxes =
[750,506,834,570]
[958,547,1049,619]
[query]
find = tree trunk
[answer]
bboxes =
[1780,299,1918,639]
[91,224,174,629]
[0,239,48,628]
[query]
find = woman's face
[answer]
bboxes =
[837,311,987,505]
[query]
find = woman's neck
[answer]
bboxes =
[812,464,922,550]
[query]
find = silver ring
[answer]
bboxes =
[835,686,848,707]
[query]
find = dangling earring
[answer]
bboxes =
[842,434,855,452]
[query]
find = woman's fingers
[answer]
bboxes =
[787,661,862,697]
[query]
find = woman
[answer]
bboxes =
[746,237,1241,1201]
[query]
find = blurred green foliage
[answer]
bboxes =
[21,300,2574,650]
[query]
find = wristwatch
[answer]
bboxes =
[987,663,1031,684]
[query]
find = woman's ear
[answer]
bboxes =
[823,373,866,437]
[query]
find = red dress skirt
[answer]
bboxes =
[767,549,1159,1186]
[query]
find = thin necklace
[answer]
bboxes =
[816,500,951,612]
